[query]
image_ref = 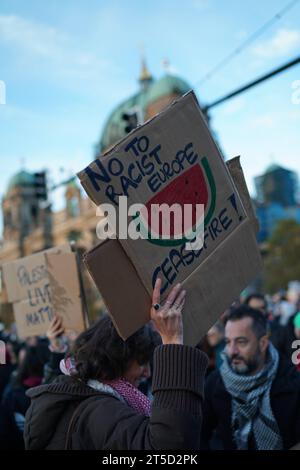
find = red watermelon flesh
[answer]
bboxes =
[142,164,208,239]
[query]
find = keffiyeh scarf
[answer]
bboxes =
[220,343,282,450]
[60,358,151,417]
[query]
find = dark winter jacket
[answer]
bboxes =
[201,355,300,450]
[24,345,208,450]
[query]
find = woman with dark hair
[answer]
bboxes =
[24,280,208,450]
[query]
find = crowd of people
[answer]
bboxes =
[0,281,300,450]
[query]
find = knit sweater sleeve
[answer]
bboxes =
[152,344,208,413]
[149,345,208,449]
[81,345,208,450]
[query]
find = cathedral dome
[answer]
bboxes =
[7,170,35,192]
[98,69,193,154]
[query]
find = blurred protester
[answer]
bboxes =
[0,347,16,402]
[206,322,225,370]
[244,293,267,313]
[197,335,216,376]
[272,311,300,371]
[0,320,5,340]
[43,316,69,384]
[197,306,234,377]
[201,305,300,450]
[0,402,24,450]
[245,293,281,341]
[272,293,297,327]
[286,282,300,311]
[6,339,22,366]
[2,342,49,447]
[0,340,26,450]
[293,313,300,372]
[24,281,209,450]
[0,335,25,405]
[25,336,39,347]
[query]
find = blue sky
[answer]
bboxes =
[0,0,300,230]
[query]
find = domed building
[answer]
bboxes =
[97,60,194,154]
[1,62,198,263]
[7,170,35,190]
[0,64,202,323]
[1,171,99,260]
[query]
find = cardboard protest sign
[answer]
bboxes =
[2,244,86,338]
[78,91,262,345]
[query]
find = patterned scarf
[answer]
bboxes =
[220,343,282,450]
[91,378,151,417]
[60,358,151,417]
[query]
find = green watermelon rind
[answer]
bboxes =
[132,156,216,247]
[133,214,205,246]
[202,157,216,227]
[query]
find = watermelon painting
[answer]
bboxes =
[135,157,216,247]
